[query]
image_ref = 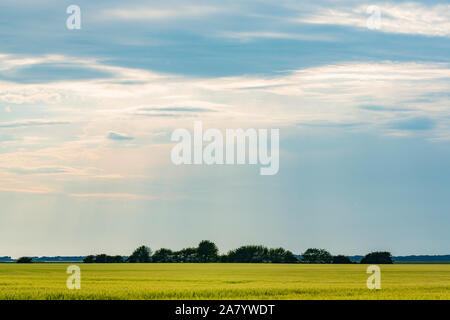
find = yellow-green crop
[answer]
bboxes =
[0,263,448,300]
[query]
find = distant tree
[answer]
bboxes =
[83,255,95,263]
[175,247,198,263]
[127,245,152,263]
[332,255,353,264]
[197,240,219,262]
[360,252,393,264]
[283,251,299,263]
[95,254,108,263]
[301,248,333,264]
[227,245,269,263]
[17,257,33,263]
[111,255,124,263]
[268,248,299,263]
[218,254,229,263]
[268,248,285,263]
[153,248,175,263]
[83,254,123,263]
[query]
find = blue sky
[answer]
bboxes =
[0,0,449,257]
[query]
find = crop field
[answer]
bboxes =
[0,263,448,300]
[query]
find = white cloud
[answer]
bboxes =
[0,186,53,194]
[102,5,220,20]
[0,119,70,128]
[68,193,154,200]
[0,166,80,175]
[1,52,449,131]
[0,51,449,198]
[219,31,334,42]
[298,3,450,37]
[107,131,134,141]
[0,90,61,105]
[0,173,55,194]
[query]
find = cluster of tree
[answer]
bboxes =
[153,242,300,263]
[82,241,299,264]
[299,249,393,264]
[360,252,393,264]
[15,241,392,265]
[16,257,33,263]
[153,241,219,263]
[301,248,334,263]
[333,255,353,264]
[223,245,298,263]
[83,242,394,264]
[153,244,299,263]
[127,246,152,263]
[83,246,152,263]
[83,254,124,263]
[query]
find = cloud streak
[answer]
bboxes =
[1,166,70,175]
[389,117,436,131]
[107,132,134,141]
[298,3,450,37]
[69,193,153,200]
[360,105,415,112]
[102,5,220,21]
[0,120,70,128]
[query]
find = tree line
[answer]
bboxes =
[78,241,393,264]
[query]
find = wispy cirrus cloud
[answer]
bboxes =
[0,175,55,194]
[0,90,61,104]
[107,131,134,141]
[133,106,216,118]
[0,119,70,128]
[101,5,221,21]
[388,116,436,131]
[0,186,54,194]
[297,2,450,37]
[360,105,415,112]
[0,52,448,210]
[68,193,154,200]
[141,107,215,113]
[1,52,449,135]
[219,31,335,42]
[1,166,71,175]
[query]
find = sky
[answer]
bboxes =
[0,0,449,257]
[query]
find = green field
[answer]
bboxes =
[0,263,448,300]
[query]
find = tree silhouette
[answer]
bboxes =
[175,247,198,262]
[301,248,333,263]
[127,245,152,263]
[332,255,353,264]
[83,255,95,263]
[197,240,219,262]
[360,252,393,264]
[227,245,269,263]
[153,248,174,263]
[17,257,33,263]
[268,248,299,263]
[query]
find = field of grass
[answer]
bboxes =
[0,263,448,300]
